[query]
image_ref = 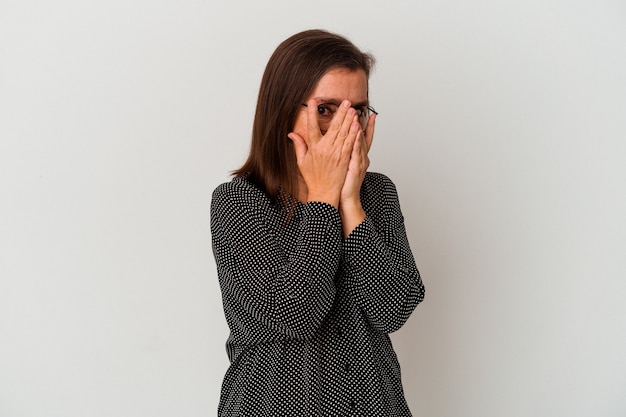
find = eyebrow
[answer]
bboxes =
[312,97,370,108]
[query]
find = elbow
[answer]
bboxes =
[369,306,413,334]
[370,278,425,334]
[287,323,323,341]
[371,318,407,335]
[278,296,334,341]
[283,311,327,341]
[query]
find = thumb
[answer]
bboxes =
[287,133,307,161]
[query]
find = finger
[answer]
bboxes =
[326,100,354,142]
[348,119,362,152]
[360,131,370,168]
[305,99,323,144]
[341,119,361,158]
[287,132,307,162]
[353,130,363,158]
[363,113,376,152]
[355,132,370,172]
[336,109,358,148]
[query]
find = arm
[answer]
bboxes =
[211,182,343,340]
[342,174,425,333]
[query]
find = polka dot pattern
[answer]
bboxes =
[210,172,425,416]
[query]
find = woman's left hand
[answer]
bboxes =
[339,114,376,236]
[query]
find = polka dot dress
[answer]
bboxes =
[211,172,425,416]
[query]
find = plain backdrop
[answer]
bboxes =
[1,1,625,416]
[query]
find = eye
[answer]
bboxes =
[316,104,336,117]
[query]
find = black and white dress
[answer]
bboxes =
[210,171,425,416]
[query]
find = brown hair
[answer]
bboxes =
[233,29,375,214]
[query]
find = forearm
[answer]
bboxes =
[342,218,424,333]
[212,185,343,340]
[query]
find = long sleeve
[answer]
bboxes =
[342,172,425,333]
[211,179,343,341]
[213,174,421,417]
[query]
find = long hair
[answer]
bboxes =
[233,29,375,216]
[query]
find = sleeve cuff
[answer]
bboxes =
[302,201,343,231]
[342,217,379,265]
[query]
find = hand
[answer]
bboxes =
[340,113,375,206]
[338,113,376,237]
[288,99,362,208]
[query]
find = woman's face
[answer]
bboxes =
[292,67,369,140]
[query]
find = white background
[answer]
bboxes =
[1,1,625,416]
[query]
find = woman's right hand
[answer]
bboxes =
[288,99,361,209]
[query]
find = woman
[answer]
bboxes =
[211,29,425,416]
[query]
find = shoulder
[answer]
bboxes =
[211,176,271,212]
[360,172,403,220]
[362,171,399,198]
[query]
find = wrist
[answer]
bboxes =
[307,191,340,209]
[339,201,366,238]
[339,198,362,213]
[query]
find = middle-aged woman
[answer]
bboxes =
[211,29,425,416]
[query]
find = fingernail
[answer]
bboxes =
[341,100,351,108]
